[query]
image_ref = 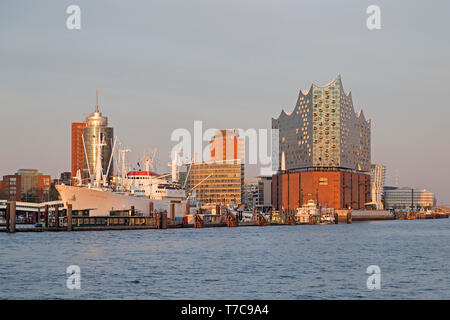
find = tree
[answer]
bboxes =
[48,185,60,201]
[22,191,37,203]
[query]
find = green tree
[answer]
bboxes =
[49,185,60,201]
[22,191,37,203]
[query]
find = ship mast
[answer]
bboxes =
[93,134,106,188]
[119,147,131,191]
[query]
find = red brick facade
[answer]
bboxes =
[2,175,22,201]
[272,171,371,210]
[37,175,51,202]
[71,122,87,185]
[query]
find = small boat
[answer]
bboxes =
[296,200,335,224]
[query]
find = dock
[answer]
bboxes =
[0,200,448,233]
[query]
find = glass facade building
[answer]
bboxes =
[384,186,436,210]
[83,104,114,183]
[271,76,372,210]
[272,75,371,172]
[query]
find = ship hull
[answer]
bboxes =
[56,185,187,217]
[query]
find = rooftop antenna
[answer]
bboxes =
[95,88,99,112]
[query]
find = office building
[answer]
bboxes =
[256,176,272,212]
[55,172,72,186]
[1,169,51,202]
[384,186,436,210]
[1,175,21,201]
[370,164,386,209]
[188,160,244,205]
[243,181,258,210]
[209,129,244,162]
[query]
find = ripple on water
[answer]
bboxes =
[0,219,449,299]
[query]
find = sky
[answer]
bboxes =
[0,0,449,204]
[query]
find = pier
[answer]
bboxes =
[0,200,448,233]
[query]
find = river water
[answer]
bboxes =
[1,219,449,299]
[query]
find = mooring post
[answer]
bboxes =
[54,204,59,228]
[67,204,73,231]
[161,210,167,229]
[6,202,10,232]
[149,202,154,217]
[36,207,40,224]
[8,201,16,233]
[347,210,352,224]
[155,211,160,228]
[44,204,49,228]
[170,203,175,222]
[129,206,135,226]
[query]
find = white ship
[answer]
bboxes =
[56,131,191,218]
[56,182,188,217]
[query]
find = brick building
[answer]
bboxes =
[272,170,370,210]
[2,175,22,201]
[71,122,87,185]
[1,169,51,202]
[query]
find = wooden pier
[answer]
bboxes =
[0,201,448,233]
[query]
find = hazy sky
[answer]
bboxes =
[1,0,449,204]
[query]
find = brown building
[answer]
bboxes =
[37,174,51,202]
[56,172,72,185]
[71,122,87,185]
[272,170,370,210]
[2,175,22,201]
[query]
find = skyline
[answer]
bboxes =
[1,0,449,203]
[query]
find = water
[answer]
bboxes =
[1,219,449,299]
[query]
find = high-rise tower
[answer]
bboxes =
[71,122,87,185]
[209,129,244,162]
[71,90,114,185]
